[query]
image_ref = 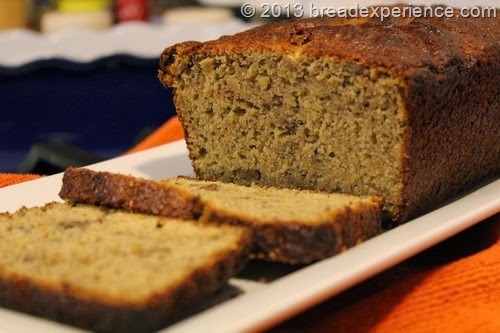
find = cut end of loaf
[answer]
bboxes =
[160,48,409,222]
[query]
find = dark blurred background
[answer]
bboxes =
[0,0,253,174]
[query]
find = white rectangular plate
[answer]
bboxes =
[0,139,498,333]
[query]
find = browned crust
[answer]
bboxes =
[335,200,384,248]
[400,47,500,222]
[200,198,383,265]
[59,167,202,220]
[159,13,499,85]
[0,205,252,333]
[159,13,500,224]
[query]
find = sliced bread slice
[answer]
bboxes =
[0,202,250,332]
[60,167,383,264]
[164,177,383,264]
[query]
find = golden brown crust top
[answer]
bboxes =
[160,11,499,84]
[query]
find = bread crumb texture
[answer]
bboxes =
[171,53,406,220]
[0,202,250,332]
[163,177,383,263]
[165,176,381,224]
[0,203,246,304]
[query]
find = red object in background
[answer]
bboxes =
[115,0,149,22]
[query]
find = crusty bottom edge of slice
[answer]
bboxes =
[201,201,382,265]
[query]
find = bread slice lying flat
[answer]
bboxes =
[0,202,251,333]
[60,167,383,264]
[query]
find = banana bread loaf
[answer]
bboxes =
[0,202,251,332]
[159,13,499,224]
[60,167,383,264]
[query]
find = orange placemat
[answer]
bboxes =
[124,116,184,155]
[272,215,499,333]
[0,173,43,188]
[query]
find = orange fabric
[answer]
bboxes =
[273,216,499,332]
[0,173,42,188]
[124,116,184,155]
[1,116,499,332]
[320,220,499,332]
